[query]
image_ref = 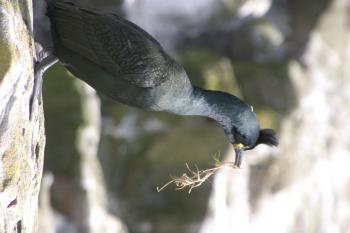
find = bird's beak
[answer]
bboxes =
[233,143,244,168]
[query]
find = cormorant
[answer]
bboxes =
[37,0,278,167]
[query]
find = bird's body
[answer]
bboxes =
[45,0,278,166]
[48,1,188,112]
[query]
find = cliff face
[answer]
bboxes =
[0,1,46,232]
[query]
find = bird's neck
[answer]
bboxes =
[164,85,244,130]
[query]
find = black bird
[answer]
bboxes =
[41,0,278,167]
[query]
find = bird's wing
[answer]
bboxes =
[49,1,175,87]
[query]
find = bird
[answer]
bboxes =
[41,0,278,167]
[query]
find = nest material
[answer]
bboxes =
[157,157,239,193]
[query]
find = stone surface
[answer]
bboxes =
[0,0,46,232]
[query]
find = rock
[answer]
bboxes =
[0,0,46,232]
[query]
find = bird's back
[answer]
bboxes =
[47,0,178,88]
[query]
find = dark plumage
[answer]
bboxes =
[46,0,278,167]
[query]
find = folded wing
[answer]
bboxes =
[48,1,175,87]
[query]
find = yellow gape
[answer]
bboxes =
[233,143,244,150]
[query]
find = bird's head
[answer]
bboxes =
[224,105,278,167]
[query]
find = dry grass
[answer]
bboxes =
[157,155,239,193]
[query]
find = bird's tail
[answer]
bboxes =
[33,0,54,46]
[46,0,77,16]
[45,0,59,16]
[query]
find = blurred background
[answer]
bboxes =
[34,0,350,232]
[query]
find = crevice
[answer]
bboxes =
[35,143,40,161]
[16,220,22,233]
[7,198,17,208]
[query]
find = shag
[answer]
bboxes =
[40,0,278,167]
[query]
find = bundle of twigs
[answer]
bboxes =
[157,157,239,193]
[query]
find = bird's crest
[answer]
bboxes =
[256,128,278,147]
